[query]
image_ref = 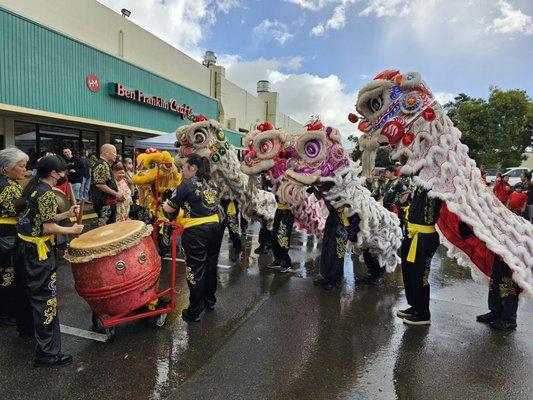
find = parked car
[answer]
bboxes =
[485,168,504,185]
[502,167,530,186]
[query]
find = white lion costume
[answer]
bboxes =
[356,69,533,296]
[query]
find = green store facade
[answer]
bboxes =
[0,6,243,161]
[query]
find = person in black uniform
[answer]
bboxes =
[266,200,294,273]
[312,182,354,290]
[254,175,273,255]
[163,154,222,322]
[14,155,84,367]
[0,148,28,326]
[396,185,441,325]
[219,196,243,261]
[90,144,124,226]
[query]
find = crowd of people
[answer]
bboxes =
[1,142,531,368]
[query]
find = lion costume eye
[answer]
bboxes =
[304,139,321,158]
[193,129,207,144]
[149,162,157,169]
[368,96,383,113]
[259,139,274,154]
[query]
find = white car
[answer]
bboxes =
[502,167,530,186]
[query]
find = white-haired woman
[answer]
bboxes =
[0,147,28,326]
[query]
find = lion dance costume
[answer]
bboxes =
[356,70,533,328]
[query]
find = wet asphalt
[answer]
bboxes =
[0,222,532,400]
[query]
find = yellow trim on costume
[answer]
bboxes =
[227,201,237,216]
[406,223,437,263]
[182,214,219,229]
[276,203,289,210]
[17,233,55,261]
[0,217,17,224]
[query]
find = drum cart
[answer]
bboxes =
[91,222,183,342]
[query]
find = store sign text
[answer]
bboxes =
[109,83,193,118]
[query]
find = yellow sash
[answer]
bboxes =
[276,203,289,210]
[406,223,437,262]
[227,201,237,216]
[337,209,350,227]
[182,214,219,229]
[0,217,17,224]
[17,233,55,261]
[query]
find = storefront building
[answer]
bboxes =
[0,4,256,162]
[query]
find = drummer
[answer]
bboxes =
[0,148,28,326]
[14,155,84,367]
[163,154,222,322]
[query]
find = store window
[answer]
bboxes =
[14,121,99,168]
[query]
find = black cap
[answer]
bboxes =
[385,165,396,173]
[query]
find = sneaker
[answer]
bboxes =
[402,314,431,326]
[476,311,500,324]
[34,353,73,368]
[396,307,415,318]
[181,309,200,323]
[279,265,292,273]
[266,261,281,270]
[489,319,517,331]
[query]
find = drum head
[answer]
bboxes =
[65,220,153,263]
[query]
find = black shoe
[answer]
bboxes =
[396,307,415,318]
[489,319,517,331]
[279,265,292,273]
[266,261,282,270]
[0,316,17,326]
[402,314,431,326]
[34,353,73,368]
[365,276,384,286]
[313,277,329,286]
[181,310,200,323]
[323,282,342,291]
[254,247,268,255]
[230,251,242,262]
[205,303,215,311]
[476,311,500,324]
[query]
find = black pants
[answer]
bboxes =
[0,241,16,319]
[94,203,117,227]
[319,211,348,284]
[363,250,383,278]
[220,199,242,253]
[15,240,61,359]
[181,223,222,317]
[400,232,440,319]
[488,258,519,323]
[258,224,272,250]
[271,208,294,268]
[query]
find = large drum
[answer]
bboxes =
[65,220,161,316]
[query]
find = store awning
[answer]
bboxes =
[134,132,177,151]
[134,129,244,151]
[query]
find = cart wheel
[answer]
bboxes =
[105,327,116,343]
[154,314,167,327]
[91,313,106,334]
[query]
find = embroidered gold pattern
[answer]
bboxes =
[186,266,196,285]
[43,297,57,325]
[93,163,111,184]
[1,266,14,287]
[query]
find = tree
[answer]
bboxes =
[445,88,533,168]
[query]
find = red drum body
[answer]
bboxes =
[65,221,161,316]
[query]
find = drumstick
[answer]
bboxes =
[77,199,85,225]
[68,183,77,206]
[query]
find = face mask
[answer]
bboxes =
[56,176,67,185]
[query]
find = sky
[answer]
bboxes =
[96,0,533,139]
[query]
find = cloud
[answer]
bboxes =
[434,92,456,105]
[96,0,241,59]
[253,19,294,45]
[311,24,326,36]
[220,55,358,142]
[311,5,347,36]
[359,0,414,18]
[485,0,533,36]
[285,0,332,10]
